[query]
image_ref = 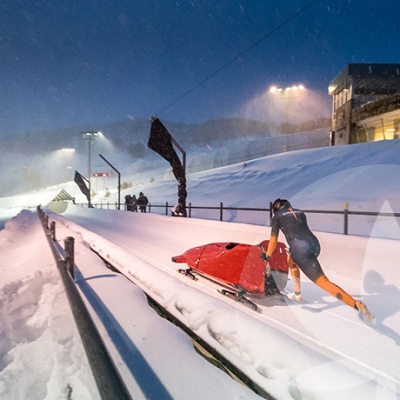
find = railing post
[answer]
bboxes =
[344,202,349,235]
[50,221,56,241]
[269,202,273,224]
[220,202,223,222]
[45,214,49,229]
[189,202,192,218]
[64,237,75,279]
[166,202,168,216]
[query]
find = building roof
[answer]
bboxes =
[0,188,74,208]
[329,63,400,95]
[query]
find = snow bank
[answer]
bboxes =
[0,210,98,400]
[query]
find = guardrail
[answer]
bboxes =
[37,206,132,400]
[75,201,400,236]
[38,206,276,399]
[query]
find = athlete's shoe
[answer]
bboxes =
[356,301,376,327]
[281,290,302,301]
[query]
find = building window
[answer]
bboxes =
[356,113,400,142]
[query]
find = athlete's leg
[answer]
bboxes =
[292,246,363,309]
[293,251,374,321]
[288,256,301,294]
[315,275,359,309]
[282,254,302,300]
[294,254,359,309]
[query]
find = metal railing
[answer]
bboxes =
[74,201,400,236]
[37,206,132,400]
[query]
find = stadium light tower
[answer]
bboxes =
[269,84,306,127]
[82,131,101,202]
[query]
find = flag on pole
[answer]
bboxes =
[148,117,185,180]
[148,116,186,216]
[74,171,90,202]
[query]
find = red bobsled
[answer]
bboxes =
[172,240,289,299]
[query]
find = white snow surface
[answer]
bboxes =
[0,139,400,399]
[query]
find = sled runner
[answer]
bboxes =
[172,240,289,312]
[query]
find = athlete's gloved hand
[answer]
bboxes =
[261,252,270,262]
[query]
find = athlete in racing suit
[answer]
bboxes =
[262,198,375,323]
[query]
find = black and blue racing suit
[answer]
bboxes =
[270,206,323,282]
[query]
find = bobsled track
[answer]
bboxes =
[42,203,400,399]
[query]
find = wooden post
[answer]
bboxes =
[344,202,349,235]
[189,202,192,218]
[220,202,223,222]
[165,202,168,215]
[64,237,75,279]
[50,221,56,241]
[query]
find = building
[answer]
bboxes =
[329,63,400,145]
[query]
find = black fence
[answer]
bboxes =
[75,201,400,236]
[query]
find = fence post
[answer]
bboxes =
[50,221,56,241]
[166,202,168,216]
[269,202,273,224]
[220,202,223,222]
[45,214,49,229]
[344,202,349,235]
[189,202,192,218]
[64,237,75,279]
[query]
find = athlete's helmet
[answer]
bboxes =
[272,198,292,214]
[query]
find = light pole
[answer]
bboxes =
[99,154,121,210]
[82,131,101,206]
[269,84,305,131]
[60,148,75,182]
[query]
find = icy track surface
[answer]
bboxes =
[48,204,400,400]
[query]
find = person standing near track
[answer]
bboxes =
[261,198,375,325]
[137,192,149,213]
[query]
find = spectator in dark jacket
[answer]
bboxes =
[125,195,133,211]
[125,194,138,212]
[131,194,138,212]
[137,192,149,213]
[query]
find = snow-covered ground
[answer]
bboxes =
[0,139,399,399]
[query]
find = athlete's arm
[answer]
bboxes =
[266,235,278,257]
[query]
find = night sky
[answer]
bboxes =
[1,0,399,136]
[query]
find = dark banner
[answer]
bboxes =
[148,117,175,161]
[74,170,91,203]
[148,117,187,216]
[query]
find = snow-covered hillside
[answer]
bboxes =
[126,139,400,212]
[3,139,398,237]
